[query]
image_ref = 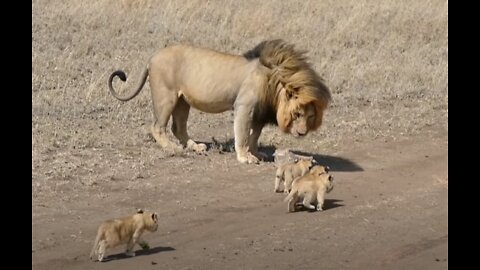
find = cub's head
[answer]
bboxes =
[309,164,330,175]
[295,157,317,170]
[310,166,334,192]
[137,210,158,232]
[323,174,334,193]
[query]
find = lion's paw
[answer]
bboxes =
[237,152,260,164]
[246,152,260,164]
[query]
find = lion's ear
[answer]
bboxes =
[286,88,294,99]
[284,84,301,100]
[285,85,297,100]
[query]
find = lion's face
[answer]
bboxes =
[276,83,327,137]
[289,103,317,137]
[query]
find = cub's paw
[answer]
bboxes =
[125,251,136,257]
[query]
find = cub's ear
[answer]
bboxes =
[325,166,330,173]
[328,175,334,182]
[137,209,144,214]
[151,213,158,221]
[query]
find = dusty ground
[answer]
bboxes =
[32,0,448,269]
[32,132,448,270]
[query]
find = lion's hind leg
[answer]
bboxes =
[149,81,182,151]
[171,97,207,154]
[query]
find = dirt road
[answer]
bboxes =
[32,131,447,270]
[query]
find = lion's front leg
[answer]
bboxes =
[234,105,259,164]
[248,122,268,161]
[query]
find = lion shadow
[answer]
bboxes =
[102,246,175,262]
[292,199,344,213]
[260,146,363,172]
[200,141,363,172]
[203,138,235,153]
[291,149,363,172]
[201,141,276,162]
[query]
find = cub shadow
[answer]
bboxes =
[102,246,175,262]
[293,199,344,213]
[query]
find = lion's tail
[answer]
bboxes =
[108,68,148,101]
[89,228,103,261]
[284,187,298,202]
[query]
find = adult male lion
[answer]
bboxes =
[108,40,331,164]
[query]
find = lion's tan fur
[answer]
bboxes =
[284,166,334,212]
[89,210,158,262]
[108,40,331,164]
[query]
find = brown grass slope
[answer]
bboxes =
[32,0,447,204]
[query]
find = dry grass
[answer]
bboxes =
[32,0,447,199]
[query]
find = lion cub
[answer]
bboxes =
[90,209,158,262]
[275,158,328,193]
[284,166,334,212]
